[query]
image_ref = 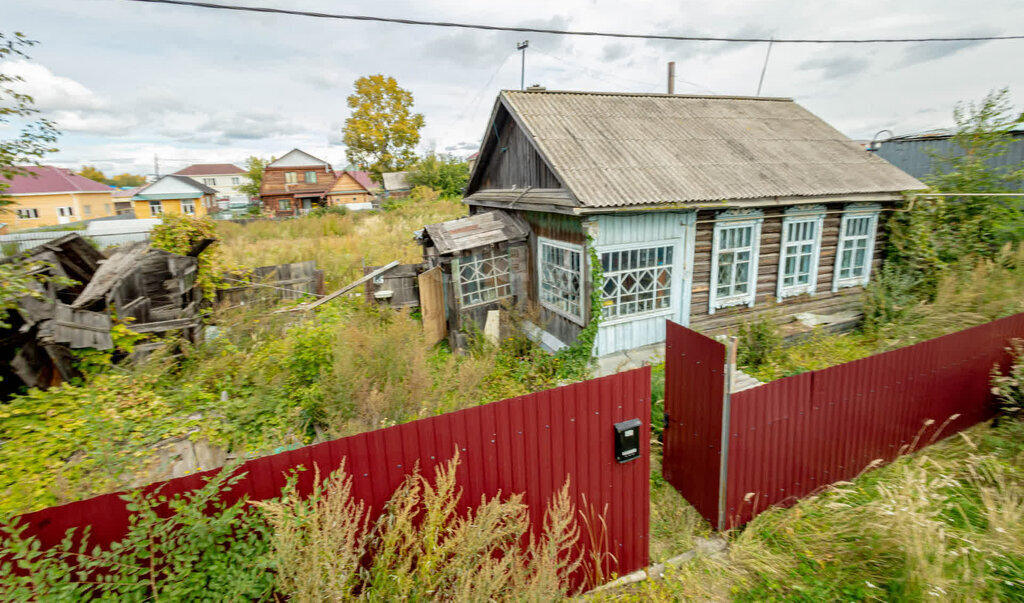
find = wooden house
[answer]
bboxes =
[259,149,335,216]
[327,170,378,210]
[460,90,925,357]
[132,175,218,218]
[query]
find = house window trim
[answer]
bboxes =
[181,199,196,215]
[708,209,763,315]
[832,203,881,292]
[57,206,74,217]
[15,208,39,219]
[776,205,825,300]
[537,237,587,327]
[597,239,677,327]
[148,200,164,216]
[285,172,298,185]
[453,246,513,310]
[304,171,317,184]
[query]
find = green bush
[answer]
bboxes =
[736,317,781,371]
[992,339,1024,418]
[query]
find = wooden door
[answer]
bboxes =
[418,266,446,345]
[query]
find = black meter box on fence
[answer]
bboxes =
[614,418,643,463]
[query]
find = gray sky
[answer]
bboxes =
[4,0,1024,176]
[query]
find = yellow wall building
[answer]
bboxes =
[132,175,218,219]
[1,166,116,232]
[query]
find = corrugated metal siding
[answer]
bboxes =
[875,133,1024,189]
[14,369,651,591]
[501,90,925,208]
[594,212,694,355]
[663,321,725,525]
[725,312,1024,527]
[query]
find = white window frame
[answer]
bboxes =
[181,199,196,215]
[537,237,586,326]
[304,171,317,184]
[598,241,676,326]
[832,204,881,292]
[15,208,39,219]
[231,177,240,185]
[203,177,216,186]
[708,210,763,314]
[777,205,825,300]
[149,200,164,216]
[453,247,513,309]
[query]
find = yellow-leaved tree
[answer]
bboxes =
[342,75,425,182]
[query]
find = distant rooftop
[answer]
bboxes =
[1,166,113,195]
[173,163,245,176]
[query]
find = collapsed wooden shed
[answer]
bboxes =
[416,210,529,349]
[1,234,210,399]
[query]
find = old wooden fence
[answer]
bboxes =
[663,312,1024,530]
[13,368,651,587]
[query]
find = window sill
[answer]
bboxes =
[712,295,752,311]
[778,287,816,300]
[833,279,866,291]
[540,301,586,327]
[599,308,674,327]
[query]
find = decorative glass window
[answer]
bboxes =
[149,200,163,216]
[278,199,291,211]
[15,208,39,219]
[181,200,196,215]
[709,210,763,314]
[600,245,674,320]
[833,204,880,291]
[777,206,825,299]
[304,171,317,184]
[538,238,585,324]
[454,248,512,308]
[285,172,298,184]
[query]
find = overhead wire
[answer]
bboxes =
[127,0,1024,45]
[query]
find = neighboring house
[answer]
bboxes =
[466,151,480,174]
[0,166,116,232]
[454,90,924,357]
[873,129,1024,190]
[132,175,218,219]
[173,163,248,206]
[112,186,143,215]
[259,149,335,216]
[327,170,378,210]
[381,171,412,199]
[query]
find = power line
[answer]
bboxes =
[128,0,1024,44]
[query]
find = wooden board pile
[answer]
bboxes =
[1,233,208,398]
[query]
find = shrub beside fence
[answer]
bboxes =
[664,312,1024,530]
[11,368,652,587]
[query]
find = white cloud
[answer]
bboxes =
[2,60,109,112]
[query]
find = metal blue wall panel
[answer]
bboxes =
[592,211,696,355]
[875,133,1024,190]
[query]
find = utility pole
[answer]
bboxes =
[756,39,774,96]
[517,40,529,90]
[667,61,675,94]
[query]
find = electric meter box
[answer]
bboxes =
[613,418,643,463]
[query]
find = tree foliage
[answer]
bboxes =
[150,214,224,299]
[77,165,107,184]
[110,173,146,188]
[237,155,271,198]
[0,32,60,210]
[408,153,470,199]
[884,88,1024,300]
[342,75,424,181]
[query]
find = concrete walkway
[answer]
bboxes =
[594,342,763,392]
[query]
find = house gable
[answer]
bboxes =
[134,175,210,199]
[466,100,564,195]
[268,149,329,169]
[329,171,371,195]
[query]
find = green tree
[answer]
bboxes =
[408,153,470,199]
[78,165,109,185]
[110,173,145,188]
[236,155,271,198]
[342,75,425,181]
[0,32,60,211]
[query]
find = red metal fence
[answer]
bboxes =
[665,313,1024,530]
[14,368,652,585]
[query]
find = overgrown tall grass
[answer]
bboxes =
[600,418,1024,601]
[215,198,465,289]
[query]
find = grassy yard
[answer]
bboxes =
[215,198,466,290]
[598,417,1024,601]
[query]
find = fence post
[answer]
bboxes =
[717,336,737,531]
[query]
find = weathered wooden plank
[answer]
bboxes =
[281,261,400,312]
[419,266,446,345]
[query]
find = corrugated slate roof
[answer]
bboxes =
[2,166,113,195]
[382,171,411,191]
[423,210,529,255]
[497,90,925,208]
[173,163,244,176]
